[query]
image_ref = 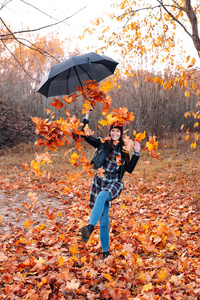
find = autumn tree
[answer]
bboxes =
[0,32,67,117]
[82,0,200,146]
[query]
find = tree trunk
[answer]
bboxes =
[185,0,200,58]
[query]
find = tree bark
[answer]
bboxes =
[184,0,200,57]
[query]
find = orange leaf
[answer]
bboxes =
[45,109,51,115]
[69,244,78,255]
[24,219,33,229]
[135,131,146,142]
[97,167,105,178]
[51,98,64,109]
[116,155,122,165]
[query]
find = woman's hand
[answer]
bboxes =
[134,141,141,153]
[85,104,94,120]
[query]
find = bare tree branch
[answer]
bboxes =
[0,0,13,11]
[0,3,86,81]
[0,17,61,62]
[19,0,68,24]
[156,0,192,38]
[0,6,86,37]
[2,39,36,81]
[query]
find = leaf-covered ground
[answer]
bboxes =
[0,143,200,299]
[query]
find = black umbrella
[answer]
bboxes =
[37,52,119,98]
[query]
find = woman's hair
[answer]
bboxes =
[108,134,130,166]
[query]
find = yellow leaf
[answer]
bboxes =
[99,78,114,93]
[181,124,184,130]
[185,91,190,98]
[81,256,87,264]
[24,219,33,229]
[30,160,42,177]
[42,277,47,284]
[57,212,62,218]
[141,283,153,292]
[191,142,196,149]
[146,142,154,151]
[157,269,167,281]
[103,273,113,282]
[69,152,79,166]
[58,256,65,267]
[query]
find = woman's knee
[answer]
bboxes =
[98,191,111,201]
[100,209,109,229]
[100,219,109,231]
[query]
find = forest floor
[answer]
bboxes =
[0,137,200,299]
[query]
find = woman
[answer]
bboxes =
[80,109,140,260]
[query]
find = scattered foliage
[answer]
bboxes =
[0,141,199,299]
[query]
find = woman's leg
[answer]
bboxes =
[89,191,111,226]
[81,191,111,243]
[99,201,109,252]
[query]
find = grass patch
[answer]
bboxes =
[0,133,198,179]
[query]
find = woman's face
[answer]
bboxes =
[110,128,121,142]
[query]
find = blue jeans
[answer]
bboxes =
[89,191,111,252]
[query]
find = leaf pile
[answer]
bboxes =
[0,146,200,299]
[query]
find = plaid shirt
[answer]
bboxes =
[89,144,124,208]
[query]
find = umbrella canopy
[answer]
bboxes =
[37,52,119,98]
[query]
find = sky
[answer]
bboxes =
[1,0,200,68]
[2,0,115,54]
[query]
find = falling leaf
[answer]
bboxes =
[69,152,79,166]
[84,124,94,136]
[185,91,190,98]
[116,155,122,165]
[51,98,65,109]
[45,109,51,115]
[123,135,134,152]
[191,142,196,149]
[188,57,196,68]
[99,77,114,93]
[135,131,146,142]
